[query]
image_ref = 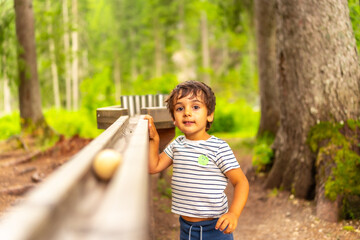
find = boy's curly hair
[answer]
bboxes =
[165,81,216,131]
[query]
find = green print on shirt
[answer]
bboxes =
[198,155,209,166]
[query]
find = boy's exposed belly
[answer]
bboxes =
[181,215,215,222]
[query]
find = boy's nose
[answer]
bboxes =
[184,108,191,116]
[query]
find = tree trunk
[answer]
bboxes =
[71,0,79,110]
[154,20,163,78]
[14,0,48,131]
[315,145,343,222]
[46,0,60,109]
[265,0,360,204]
[2,51,11,114]
[201,11,210,85]
[80,50,88,80]
[215,35,229,76]
[63,0,71,110]
[3,75,11,114]
[178,0,186,51]
[255,0,279,137]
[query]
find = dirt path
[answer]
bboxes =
[232,176,360,240]
[0,136,92,215]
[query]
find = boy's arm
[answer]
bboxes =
[144,115,173,174]
[215,168,249,234]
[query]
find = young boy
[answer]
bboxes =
[145,81,249,240]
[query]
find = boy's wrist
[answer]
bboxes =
[149,134,160,142]
[227,210,240,219]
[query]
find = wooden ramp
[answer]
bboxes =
[0,95,175,240]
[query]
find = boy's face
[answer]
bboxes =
[173,92,214,140]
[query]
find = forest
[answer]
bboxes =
[0,0,259,139]
[0,0,360,237]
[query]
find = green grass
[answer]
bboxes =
[0,108,103,140]
[0,112,21,139]
[44,108,103,138]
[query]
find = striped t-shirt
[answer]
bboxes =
[164,135,240,218]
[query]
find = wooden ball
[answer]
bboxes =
[93,149,123,181]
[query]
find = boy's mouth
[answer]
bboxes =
[183,121,195,125]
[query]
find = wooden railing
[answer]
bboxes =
[0,94,175,240]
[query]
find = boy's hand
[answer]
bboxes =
[215,212,238,234]
[143,115,159,141]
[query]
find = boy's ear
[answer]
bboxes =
[207,112,214,123]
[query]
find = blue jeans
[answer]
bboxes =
[179,216,234,240]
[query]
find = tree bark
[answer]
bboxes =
[2,51,11,114]
[201,11,210,85]
[154,22,163,78]
[255,0,279,137]
[80,50,88,81]
[3,75,11,114]
[265,0,360,203]
[63,0,71,110]
[46,0,60,109]
[216,35,229,76]
[71,0,79,110]
[14,0,47,130]
[315,145,343,222]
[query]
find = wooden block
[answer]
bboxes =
[140,107,174,129]
[158,128,175,152]
[96,106,128,129]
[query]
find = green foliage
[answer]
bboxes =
[268,188,279,198]
[252,132,274,172]
[346,119,360,131]
[0,1,14,55]
[0,0,18,91]
[307,122,349,152]
[0,112,20,140]
[0,0,261,144]
[0,109,103,140]
[342,195,360,219]
[44,109,103,138]
[349,0,360,53]
[209,98,236,133]
[324,148,360,201]
[342,225,354,232]
[80,67,117,115]
[130,74,178,95]
[308,120,360,213]
[209,98,259,137]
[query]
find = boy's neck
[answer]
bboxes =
[184,132,211,141]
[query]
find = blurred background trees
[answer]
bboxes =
[0,0,259,138]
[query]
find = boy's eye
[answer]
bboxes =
[193,105,200,110]
[176,107,184,112]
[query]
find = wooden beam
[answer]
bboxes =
[96,106,128,129]
[89,117,149,239]
[97,106,174,130]
[140,107,174,129]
